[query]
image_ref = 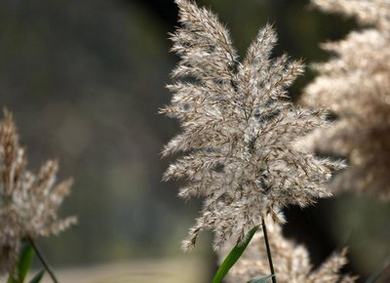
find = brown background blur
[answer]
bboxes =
[0,0,389,282]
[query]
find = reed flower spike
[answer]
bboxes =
[0,110,77,274]
[301,0,390,199]
[224,216,357,283]
[162,0,343,250]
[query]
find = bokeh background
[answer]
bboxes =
[0,0,389,282]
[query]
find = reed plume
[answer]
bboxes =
[301,0,390,199]
[224,216,356,283]
[162,0,343,250]
[0,110,76,274]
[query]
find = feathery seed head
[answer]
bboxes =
[302,0,390,199]
[224,216,357,283]
[0,110,76,274]
[163,0,341,250]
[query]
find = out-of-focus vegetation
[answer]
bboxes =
[0,0,183,265]
[0,0,388,282]
[39,257,207,283]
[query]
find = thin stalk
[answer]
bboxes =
[262,218,276,283]
[27,238,59,283]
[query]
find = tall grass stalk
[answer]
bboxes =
[262,218,276,283]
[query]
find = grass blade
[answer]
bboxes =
[212,226,259,283]
[7,242,34,283]
[28,271,45,283]
[18,243,34,283]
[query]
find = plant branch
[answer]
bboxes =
[27,238,59,283]
[262,218,276,283]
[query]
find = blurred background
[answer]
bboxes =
[0,0,389,282]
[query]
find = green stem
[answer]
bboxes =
[27,238,59,283]
[262,218,276,283]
